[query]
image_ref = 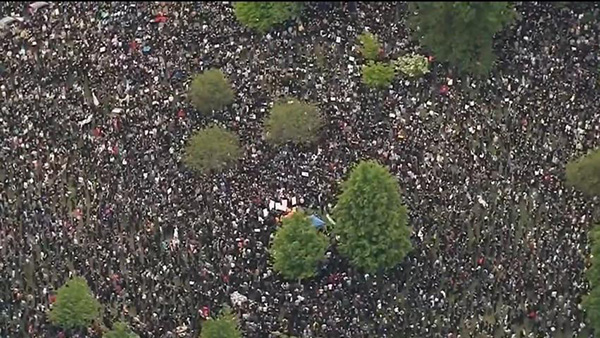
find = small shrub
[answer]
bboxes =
[188,69,235,113]
[358,31,381,60]
[362,61,396,89]
[183,126,241,174]
[395,53,430,77]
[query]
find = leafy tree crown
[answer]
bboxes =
[332,160,412,272]
[265,98,323,145]
[565,148,600,196]
[201,306,242,338]
[48,276,102,329]
[270,211,330,280]
[357,31,381,61]
[408,2,515,76]
[395,53,430,77]
[362,61,396,89]
[583,225,600,333]
[183,126,241,174]
[188,69,235,113]
[234,2,302,32]
[103,321,139,338]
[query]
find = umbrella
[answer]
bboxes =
[29,1,50,11]
[0,17,20,29]
[142,46,151,55]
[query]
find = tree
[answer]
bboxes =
[408,2,515,76]
[264,98,323,145]
[270,211,330,280]
[357,31,381,61]
[183,126,241,173]
[188,69,235,113]
[362,61,396,89]
[332,160,412,273]
[103,321,139,338]
[272,333,299,338]
[48,276,102,330]
[587,225,600,287]
[201,306,242,338]
[583,225,600,334]
[566,148,600,196]
[395,53,430,78]
[583,287,600,335]
[233,2,302,33]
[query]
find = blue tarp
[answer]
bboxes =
[309,215,325,229]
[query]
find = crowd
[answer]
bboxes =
[1,1,600,337]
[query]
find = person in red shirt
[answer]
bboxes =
[155,13,168,23]
[199,306,210,319]
[440,84,450,95]
[92,127,102,137]
[129,40,139,52]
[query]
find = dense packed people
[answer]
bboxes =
[1,1,600,337]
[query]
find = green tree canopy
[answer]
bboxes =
[583,225,600,334]
[264,98,323,145]
[270,211,330,280]
[357,31,381,61]
[408,2,515,76]
[103,321,139,338]
[566,148,600,196]
[188,69,235,113]
[583,287,600,335]
[395,53,430,78]
[48,276,102,330]
[183,126,241,174]
[201,306,242,338]
[332,160,412,273]
[233,2,302,33]
[586,226,600,288]
[362,61,396,89]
